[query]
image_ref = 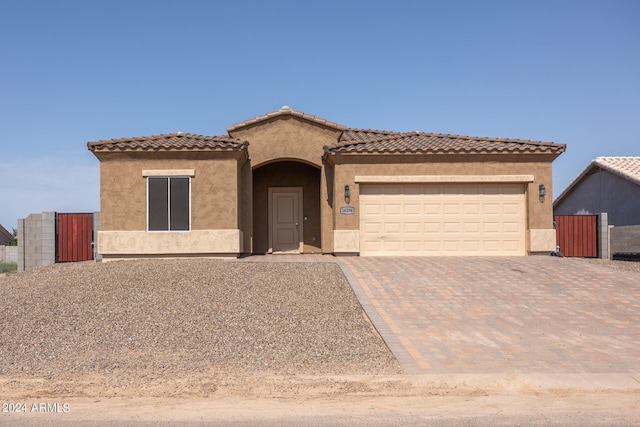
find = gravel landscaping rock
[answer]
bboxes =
[577,258,640,274]
[0,259,400,387]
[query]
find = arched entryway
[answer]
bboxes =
[252,161,321,254]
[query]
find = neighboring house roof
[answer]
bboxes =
[87,133,249,152]
[554,157,640,206]
[227,105,347,133]
[0,224,13,245]
[327,130,565,155]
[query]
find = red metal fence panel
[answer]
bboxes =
[57,213,94,262]
[554,215,598,257]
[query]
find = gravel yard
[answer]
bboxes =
[577,258,640,274]
[0,259,399,396]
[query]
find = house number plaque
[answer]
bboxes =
[340,206,355,215]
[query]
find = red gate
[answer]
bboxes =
[56,213,94,262]
[554,215,598,257]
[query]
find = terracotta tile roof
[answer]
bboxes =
[339,128,402,142]
[554,157,640,205]
[327,130,565,155]
[87,133,248,152]
[226,106,347,133]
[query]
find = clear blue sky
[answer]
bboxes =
[1,0,639,230]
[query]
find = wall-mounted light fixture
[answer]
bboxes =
[344,185,351,204]
[539,184,546,203]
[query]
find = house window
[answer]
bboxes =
[147,177,190,231]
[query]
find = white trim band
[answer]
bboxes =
[355,175,535,183]
[142,169,195,177]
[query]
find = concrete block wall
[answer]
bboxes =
[598,213,609,259]
[17,212,56,272]
[0,246,18,264]
[93,211,101,261]
[610,225,640,257]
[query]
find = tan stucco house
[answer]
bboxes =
[88,106,565,259]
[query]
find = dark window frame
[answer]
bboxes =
[147,176,191,232]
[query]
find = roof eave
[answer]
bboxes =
[89,146,247,153]
[324,148,566,156]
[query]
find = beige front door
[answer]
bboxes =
[268,187,303,253]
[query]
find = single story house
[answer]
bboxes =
[554,157,640,226]
[88,106,565,259]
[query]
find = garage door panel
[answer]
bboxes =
[404,240,422,252]
[363,220,383,233]
[483,203,500,215]
[463,203,480,214]
[503,203,520,215]
[463,222,481,233]
[483,240,500,251]
[404,222,421,234]
[443,222,461,233]
[384,222,402,234]
[443,203,461,215]
[443,240,462,252]
[463,240,481,251]
[362,203,382,215]
[503,222,520,233]
[424,241,442,252]
[383,240,402,251]
[384,204,402,215]
[362,240,381,253]
[424,204,441,215]
[424,222,440,233]
[359,183,526,256]
[483,222,500,233]
[404,203,421,215]
[503,240,522,252]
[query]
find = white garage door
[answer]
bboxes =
[359,183,526,256]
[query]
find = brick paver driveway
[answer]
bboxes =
[337,257,640,375]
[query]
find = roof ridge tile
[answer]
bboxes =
[227,107,346,132]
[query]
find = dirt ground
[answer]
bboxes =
[1,373,639,425]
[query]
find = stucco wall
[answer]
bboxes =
[326,154,557,254]
[328,155,555,229]
[230,116,341,254]
[99,152,242,231]
[252,161,321,254]
[229,116,342,168]
[239,161,253,254]
[93,114,561,257]
[554,170,640,226]
[98,229,242,258]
